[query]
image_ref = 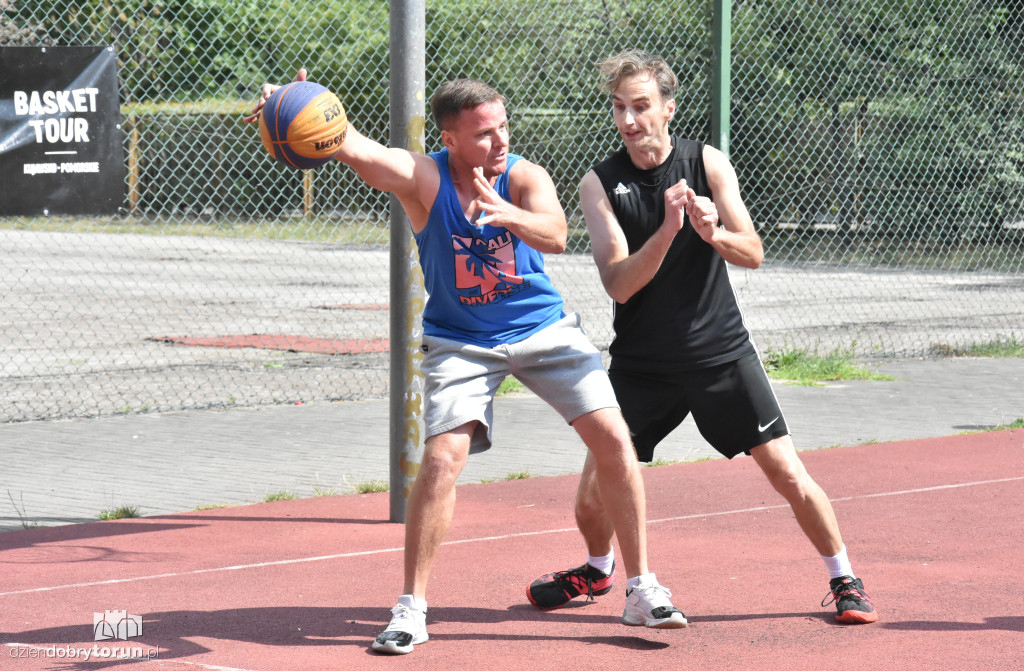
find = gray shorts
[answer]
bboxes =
[420,313,618,453]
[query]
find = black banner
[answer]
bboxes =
[0,46,125,216]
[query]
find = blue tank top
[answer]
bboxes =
[414,149,565,346]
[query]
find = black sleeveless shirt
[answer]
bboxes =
[592,137,755,373]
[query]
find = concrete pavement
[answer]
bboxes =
[1,356,1022,532]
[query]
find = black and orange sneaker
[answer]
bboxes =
[822,576,878,624]
[527,562,615,610]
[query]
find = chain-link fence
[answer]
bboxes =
[1,0,1021,423]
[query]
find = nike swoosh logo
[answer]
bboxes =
[758,417,780,432]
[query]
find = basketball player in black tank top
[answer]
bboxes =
[526,49,878,625]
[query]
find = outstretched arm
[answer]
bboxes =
[331,128,438,231]
[245,69,438,232]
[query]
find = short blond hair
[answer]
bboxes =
[596,49,679,100]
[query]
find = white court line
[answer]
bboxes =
[1,475,1021,599]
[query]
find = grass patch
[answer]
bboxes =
[962,336,1024,358]
[262,490,297,502]
[7,491,42,529]
[312,473,339,497]
[760,232,1022,272]
[645,458,681,467]
[502,471,532,480]
[99,505,140,520]
[1,215,387,244]
[193,503,230,511]
[762,346,892,385]
[497,377,525,395]
[959,418,1024,434]
[351,480,389,494]
[930,336,1024,358]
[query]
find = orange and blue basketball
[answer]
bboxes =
[258,81,348,169]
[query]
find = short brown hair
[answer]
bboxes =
[430,78,506,131]
[596,49,679,100]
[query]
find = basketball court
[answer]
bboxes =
[2,429,1021,670]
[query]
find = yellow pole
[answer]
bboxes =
[302,169,314,218]
[126,113,140,215]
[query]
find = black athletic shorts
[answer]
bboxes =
[609,352,789,462]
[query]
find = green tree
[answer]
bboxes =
[731,0,1023,252]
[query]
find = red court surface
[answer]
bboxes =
[2,430,1021,670]
[149,334,389,354]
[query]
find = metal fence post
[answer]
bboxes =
[711,0,732,156]
[388,0,427,523]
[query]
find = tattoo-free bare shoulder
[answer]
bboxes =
[701,144,739,190]
[508,157,558,207]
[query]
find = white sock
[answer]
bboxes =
[397,594,427,612]
[626,572,656,590]
[587,549,615,575]
[821,545,855,580]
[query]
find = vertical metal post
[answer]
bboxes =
[711,0,732,156]
[388,0,426,523]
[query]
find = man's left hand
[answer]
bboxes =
[686,195,719,242]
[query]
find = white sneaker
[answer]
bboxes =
[371,595,428,654]
[622,574,688,629]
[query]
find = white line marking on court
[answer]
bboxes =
[0,546,406,596]
[1,475,1020,599]
[645,476,1024,525]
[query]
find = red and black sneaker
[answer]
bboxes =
[527,562,615,610]
[822,576,878,624]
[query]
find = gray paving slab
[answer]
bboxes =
[1,357,1022,533]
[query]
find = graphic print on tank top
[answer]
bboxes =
[451,229,528,306]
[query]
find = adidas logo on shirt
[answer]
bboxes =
[613,182,630,196]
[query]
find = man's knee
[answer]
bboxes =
[422,426,473,480]
[574,409,633,458]
[751,437,812,493]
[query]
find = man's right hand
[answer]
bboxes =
[663,179,693,234]
[243,68,308,124]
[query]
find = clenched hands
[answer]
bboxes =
[664,179,719,243]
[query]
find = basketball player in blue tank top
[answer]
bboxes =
[249,69,686,655]
[526,50,878,625]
